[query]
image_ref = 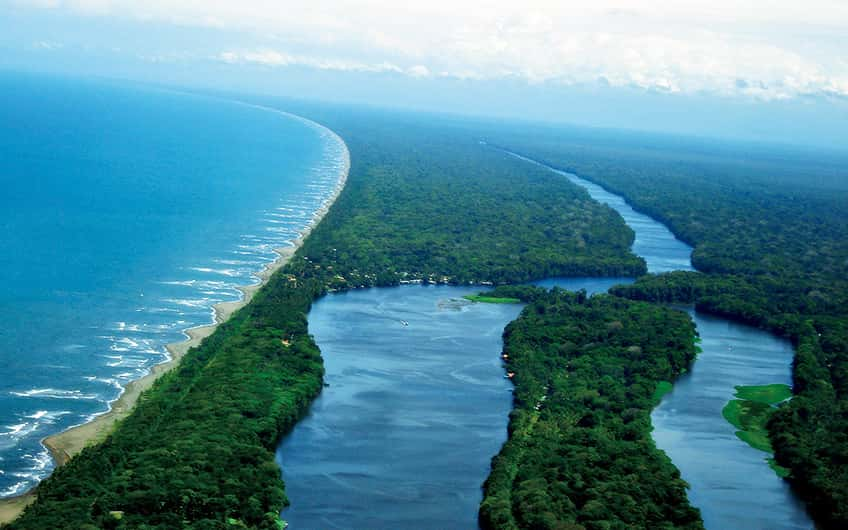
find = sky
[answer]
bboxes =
[2,0,847,149]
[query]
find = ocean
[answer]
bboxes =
[0,71,347,497]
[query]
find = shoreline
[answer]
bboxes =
[0,108,350,525]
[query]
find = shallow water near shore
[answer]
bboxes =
[0,72,346,497]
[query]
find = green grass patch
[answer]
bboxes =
[463,294,522,304]
[733,384,791,405]
[768,458,791,478]
[736,427,773,453]
[652,381,673,404]
[723,399,775,452]
[722,399,772,434]
[722,395,794,477]
[722,399,746,430]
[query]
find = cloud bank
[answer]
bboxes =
[11,0,848,99]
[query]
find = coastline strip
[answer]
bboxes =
[0,103,350,525]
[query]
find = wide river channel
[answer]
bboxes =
[276,152,813,529]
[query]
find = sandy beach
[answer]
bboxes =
[0,113,349,525]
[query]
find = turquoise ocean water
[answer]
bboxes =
[0,72,347,497]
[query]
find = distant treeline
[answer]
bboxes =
[492,128,848,528]
[7,105,644,528]
[294,110,646,286]
[479,286,703,530]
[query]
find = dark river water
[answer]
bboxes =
[276,286,522,529]
[276,152,813,529]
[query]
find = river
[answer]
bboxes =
[276,286,522,529]
[531,157,813,530]
[275,150,813,528]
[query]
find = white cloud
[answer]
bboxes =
[217,49,405,74]
[406,65,431,79]
[10,0,848,99]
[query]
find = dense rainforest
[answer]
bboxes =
[488,127,848,528]
[8,96,846,529]
[479,286,702,530]
[287,107,646,285]
[6,105,643,529]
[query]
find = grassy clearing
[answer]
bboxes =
[722,384,794,477]
[722,398,774,452]
[653,380,674,403]
[733,384,791,405]
[735,424,773,453]
[463,294,522,304]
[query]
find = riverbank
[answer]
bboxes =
[0,112,349,525]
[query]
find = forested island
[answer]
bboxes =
[478,286,702,529]
[5,99,846,529]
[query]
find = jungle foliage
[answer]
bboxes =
[292,108,646,287]
[493,127,848,528]
[479,288,702,530]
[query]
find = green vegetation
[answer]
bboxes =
[734,384,791,405]
[9,278,326,529]
[10,101,845,528]
[291,109,646,287]
[491,125,848,528]
[769,459,792,479]
[480,289,702,530]
[7,108,644,529]
[476,284,549,304]
[653,381,674,404]
[722,399,775,452]
[463,294,522,304]
[722,385,793,476]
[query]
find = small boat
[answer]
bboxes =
[400,320,409,326]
